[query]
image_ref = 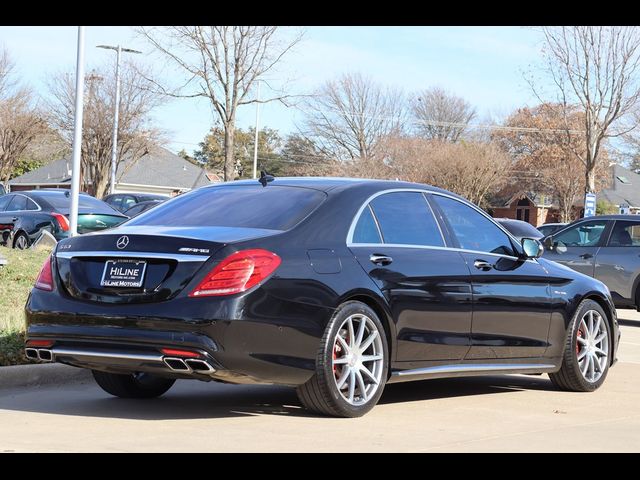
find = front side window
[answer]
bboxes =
[608,221,640,246]
[555,220,608,247]
[122,195,137,211]
[368,192,444,247]
[0,194,12,211]
[433,195,515,256]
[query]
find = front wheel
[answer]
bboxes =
[296,301,389,417]
[92,370,176,399]
[549,299,611,392]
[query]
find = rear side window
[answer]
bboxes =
[367,192,444,247]
[7,195,27,211]
[128,185,326,231]
[433,195,515,256]
[352,206,382,243]
[608,220,640,246]
[25,198,39,211]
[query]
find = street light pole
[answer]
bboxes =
[96,44,142,195]
[69,26,86,237]
[252,80,260,179]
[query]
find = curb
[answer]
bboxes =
[0,363,92,390]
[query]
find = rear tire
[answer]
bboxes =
[13,232,29,250]
[549,299,611,392]
[296,301,389,417]
[92,370,175,399]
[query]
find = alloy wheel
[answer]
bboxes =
[576,309,609,383]
[331,313,384,406]
[15,235,28,250]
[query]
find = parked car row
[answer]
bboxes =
[103,193,168,213]
[0,190,127,249]
[0,189,166,249]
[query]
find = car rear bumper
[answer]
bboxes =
[25,288,334,386]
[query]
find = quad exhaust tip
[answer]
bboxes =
[25,348,54,362]
[163,356,215,374]
[184,358,215,373]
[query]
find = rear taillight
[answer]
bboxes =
[189,248,281,297]
[51,213,69,231]
[34,254,54,291]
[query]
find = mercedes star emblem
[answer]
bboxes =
[116,235,129,250]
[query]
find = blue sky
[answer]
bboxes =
[0,26,546,154]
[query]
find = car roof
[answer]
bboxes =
[20,190,92,197]
[580,215,640,220]
[209,176,462,197]
[496,218,529,224]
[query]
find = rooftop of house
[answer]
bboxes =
[9,146,211,190]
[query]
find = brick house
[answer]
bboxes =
[490,164,640,227]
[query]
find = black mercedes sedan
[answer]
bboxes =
[0,190,127,249]
[25,178,620,417]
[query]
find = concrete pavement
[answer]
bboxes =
[1,310,639,452]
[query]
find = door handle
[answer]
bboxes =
[11,217,18,222]
[580,253,593,260]
[370,254,393,266]
[474,260,493,271]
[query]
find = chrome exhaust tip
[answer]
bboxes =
[25,348,39,361]
[185,359,216,373]
[163,357,191,372]
[37,349,54,362]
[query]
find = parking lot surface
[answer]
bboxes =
[1,310,639,452]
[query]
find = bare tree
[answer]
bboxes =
[299,72,406,162]
[47,61,164,198]
[139,26,302,181]
[411,87,476,142]
[379,137,511,208]
[536,26,640,194]
[493,104,613,222]
[0,47,15,95]
[0,48,47,186]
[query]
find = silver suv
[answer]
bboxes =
[543,215,640,309]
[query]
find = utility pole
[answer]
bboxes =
[96,44,142,195]
[69,26,86,237]
[252,80,261,179]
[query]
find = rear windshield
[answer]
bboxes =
[33,192,119,214]
[128,185,326,230]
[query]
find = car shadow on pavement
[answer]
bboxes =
[0,374,556,420]
[380,374,554,406]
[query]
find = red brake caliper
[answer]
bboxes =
[576,328,584,356]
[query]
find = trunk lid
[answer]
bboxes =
[54,225,280,303]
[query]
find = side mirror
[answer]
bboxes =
[521,237,544,259]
